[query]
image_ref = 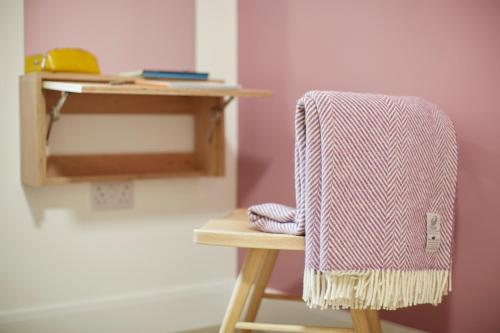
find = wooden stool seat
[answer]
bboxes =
[194,209,304,250]
[193,210,382,333]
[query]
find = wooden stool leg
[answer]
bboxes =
[219,249,267,333]
[366,310,382,333]
[351,310,371,333]
[241,250,279,333]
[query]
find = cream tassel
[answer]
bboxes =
[303,268,451,310]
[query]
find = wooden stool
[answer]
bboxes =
[194,210,382,333]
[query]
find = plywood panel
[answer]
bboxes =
[44,90,212,115]
[42,80,272,98]
[194,97,225,176]
[46,153,199,184]
[20,74,46,186]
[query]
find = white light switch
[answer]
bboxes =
[91,182,134,210]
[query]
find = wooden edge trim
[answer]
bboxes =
[192,230,305,251]
[262,292,303,302]
[235,322,354,333]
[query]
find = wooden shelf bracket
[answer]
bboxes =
[46,90,70,142]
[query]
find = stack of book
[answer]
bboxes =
[119,70,240,89]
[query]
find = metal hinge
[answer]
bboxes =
[46,91,70,142]
[207,96,234,143]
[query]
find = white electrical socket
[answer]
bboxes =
[91,181,134,210]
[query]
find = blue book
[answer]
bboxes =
[120,70,209,81]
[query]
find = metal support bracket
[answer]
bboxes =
[46,91,70,142]
[207,96,234,143]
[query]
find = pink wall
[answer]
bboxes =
[238,1,500,332]
[24,0,195,73]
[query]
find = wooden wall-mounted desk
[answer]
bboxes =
[20,72,271,186]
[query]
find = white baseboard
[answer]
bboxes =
[257,289,427,333]
[0,279,235,333]
[0,283,425,333]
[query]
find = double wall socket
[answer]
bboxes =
[91,181,134,210]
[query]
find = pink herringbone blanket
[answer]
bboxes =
[248,91,458,310]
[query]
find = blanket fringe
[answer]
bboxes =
[303,267,451,310]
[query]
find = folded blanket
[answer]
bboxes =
[248,91,458,310]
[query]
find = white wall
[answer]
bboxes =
[0,1,237,332]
